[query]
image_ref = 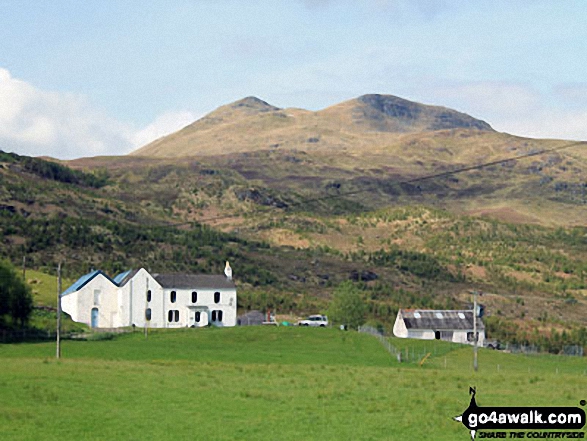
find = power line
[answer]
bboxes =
[143,140,586,228]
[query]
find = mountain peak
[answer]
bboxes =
[229,96,280,113]
[352,94,493,132]
[131,93,496,158]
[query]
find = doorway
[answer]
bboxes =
[91,308,99,328]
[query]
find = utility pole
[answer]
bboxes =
[144,278,149,340]
[56,262,62,359]
[473,290,479,372]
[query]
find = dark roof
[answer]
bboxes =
[153,274,235,289]
[399,310,484,331]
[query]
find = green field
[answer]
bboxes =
[1,327,586,440]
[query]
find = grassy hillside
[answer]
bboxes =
[0,328,585,440]
[3,148,587,350]
[2,98,587,348]
[131,95,495,158]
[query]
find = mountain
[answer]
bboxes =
[3,93,587,346]
[131,94,494,158]
[320,94,493,133]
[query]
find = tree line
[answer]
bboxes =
[0,150,109,188]
[0,260,33,328]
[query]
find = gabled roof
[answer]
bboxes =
[62,269,235,296]
[399,309,484,331]
[153,274,235,289]
[61,270,114,296]
[113,269,140,287]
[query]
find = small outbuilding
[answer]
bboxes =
[393,309,485,346]
[237,310,265,326]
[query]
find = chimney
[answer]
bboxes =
[224,261,232,280]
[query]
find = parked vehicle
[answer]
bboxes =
[297,315,328,327]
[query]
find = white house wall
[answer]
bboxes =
[123,269,163,328]
[406,330,436,340]
[62,273,119,328]
[392,313,408,338]
[62,268,237,329]
[161,287,237,328]
[403,328,485,345]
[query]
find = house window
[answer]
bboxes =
[434,331,440,340]
[195,311,201,323]
[218,310,223,323]
[145,308,152,321]
[211,310,222,322]
[211,310,217,322]
[168,310,173,322]
[467,332,479,342]
[168,310,180,322]
[170,291,176,303]
[214,292,220,304]
[192,291,197,303]
[174,310,179,322]
[146,290,151,303]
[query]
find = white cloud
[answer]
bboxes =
[131,111,200,148]
[424,81,587,141]
[0,68,199,159]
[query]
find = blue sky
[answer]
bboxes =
[1,0,586,159]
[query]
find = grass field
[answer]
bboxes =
[1,327,586,440]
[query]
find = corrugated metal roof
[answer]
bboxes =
[113,269,132,284]
[62,269,235,296]
[400,309,484,330]
[61,270,105,296]
[153,274,235,289]
[113,269,139,287]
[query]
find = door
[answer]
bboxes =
[91,308,99,328]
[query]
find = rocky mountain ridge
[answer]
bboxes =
[131,94,494,157]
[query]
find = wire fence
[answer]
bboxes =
[358,325,465,363]
[0,327,130,343]
[0,328,58,343]
[503,343,584,357]
[358,325,401,361]
[358,325,586,369]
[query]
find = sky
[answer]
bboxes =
[1,0,587,159]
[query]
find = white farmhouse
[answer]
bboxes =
[393,309,485,346]
[61,262,237,329]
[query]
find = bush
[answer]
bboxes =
[327,281,366,330]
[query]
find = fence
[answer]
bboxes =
[358,325,401,362]
[0,327,129,343]
[0,328,58,343]
[504,343,584,357]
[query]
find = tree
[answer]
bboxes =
[0,260,33,328]
[327,281,366,330]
